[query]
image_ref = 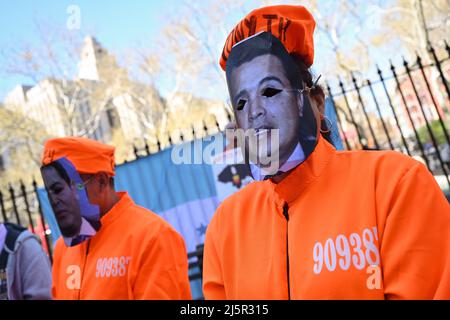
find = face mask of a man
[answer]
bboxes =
[41,157,101,247]
[226,32,320,181]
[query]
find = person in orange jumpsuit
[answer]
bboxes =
[40,137,192,299]
[203,5,450,299]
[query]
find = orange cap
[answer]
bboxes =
[42,137,115,176]
[220,5,316,71]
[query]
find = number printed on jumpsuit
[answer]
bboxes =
[95,256,131,278]
[313,227,380,274]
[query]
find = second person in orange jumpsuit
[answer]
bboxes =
[41,137,192,299]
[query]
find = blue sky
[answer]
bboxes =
[0,0,172,50]
[0,0,176,100]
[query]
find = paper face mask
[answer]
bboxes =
[44,157,101,247]
[226,31,319,181]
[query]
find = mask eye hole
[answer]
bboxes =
[236,99,247,111]
[262,87,282,98]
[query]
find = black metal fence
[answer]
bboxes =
[0,180,53,262]
[128,118,226,162]
[326,42,450,190]
[0,43,448,295]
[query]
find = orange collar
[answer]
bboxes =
[100,191,134,226]
[268,136,336,205]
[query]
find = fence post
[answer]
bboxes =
[197,244,204,280]
[325,82,351,150]
[366,79,395,150]
[32,179,53,263]
[202,121,209,137]
[0,190,8,222]
[416,54,450,147]
[226,108,233,123]
[20,180,35,233]
[338,77,365,147]
[144,140,150,156]
[214,115,221,133]
[377,65,412,156]
[428,43,450,101]
[390,61,430,170]
[351,73,380,149]
[191,125,196,140]
[133,144,139,159]
[8,184,21,225]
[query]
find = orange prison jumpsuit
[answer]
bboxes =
[203,136,450,299]
[52,192,192,299]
